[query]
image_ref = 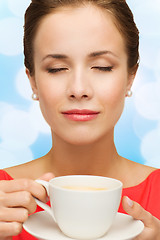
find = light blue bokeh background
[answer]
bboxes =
[0,0,160,169]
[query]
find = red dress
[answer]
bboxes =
[0,169,160,240]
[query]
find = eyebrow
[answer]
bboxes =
[42,54,68,61]
[88,50,118,58]
[42,50,118,62]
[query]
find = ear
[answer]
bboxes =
[126,64,138,96]
[26,68,39,97]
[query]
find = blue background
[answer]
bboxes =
[0,0,160,168]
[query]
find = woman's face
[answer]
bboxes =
[28,4,135,145]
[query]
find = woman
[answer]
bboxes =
[0,0,159,239]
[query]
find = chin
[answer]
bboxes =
[52,126,112,146]
[67,139,95,146]
[62,133,104,146]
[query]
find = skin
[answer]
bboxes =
[28,5,135,179]
[1,4,159,239]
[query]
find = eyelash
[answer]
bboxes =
[47,66,113,74]
[47,68,68,73]
[92,66,113,72]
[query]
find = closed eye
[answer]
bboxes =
[47,68,68,73]
[91,66,113,72]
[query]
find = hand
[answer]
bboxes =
[122,196,160,240]
[0,172,54,239]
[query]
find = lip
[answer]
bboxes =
[61,109,100,121]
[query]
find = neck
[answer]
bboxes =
[46,131,123,178]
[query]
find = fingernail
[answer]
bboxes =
[126,196,133,207]
[46,196,50,202]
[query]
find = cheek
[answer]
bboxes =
[100,89,125,120]
[106,85,125,106]
[36,76,64,106]
[36,80,64,125]
[97,75,127,124]
[98,76,126,107]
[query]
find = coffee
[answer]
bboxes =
[63,185,108,191]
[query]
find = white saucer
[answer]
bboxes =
[23,211,144,240]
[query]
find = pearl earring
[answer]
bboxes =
[126,90,133,97]
[32,93,39,100]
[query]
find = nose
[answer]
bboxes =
[67,69,93,101]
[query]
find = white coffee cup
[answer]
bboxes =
[35,175,122,240]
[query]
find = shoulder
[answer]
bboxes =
[145,168,160,185]
[123,159,157,188]
[133,162,158,185]
[121,168,160,218]
[0,170,13,180]
[4,157,44,180]
[134,163,157,181]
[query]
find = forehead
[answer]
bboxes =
[34,4,126,59]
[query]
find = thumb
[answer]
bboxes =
[122,196,134,214]
[122,196,152,227]
[37,172,55,181]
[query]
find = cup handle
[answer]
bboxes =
[35,179,56,222]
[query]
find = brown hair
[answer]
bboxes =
[24,0,139,76]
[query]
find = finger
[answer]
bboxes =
[133,228,155,240]
[122,196,154,227]
[37,172,55,181]
[0,222,22,238]
[0,191,37,214]
[0,207,28,223]
[37,172,55,200]
[0,179,48,202]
